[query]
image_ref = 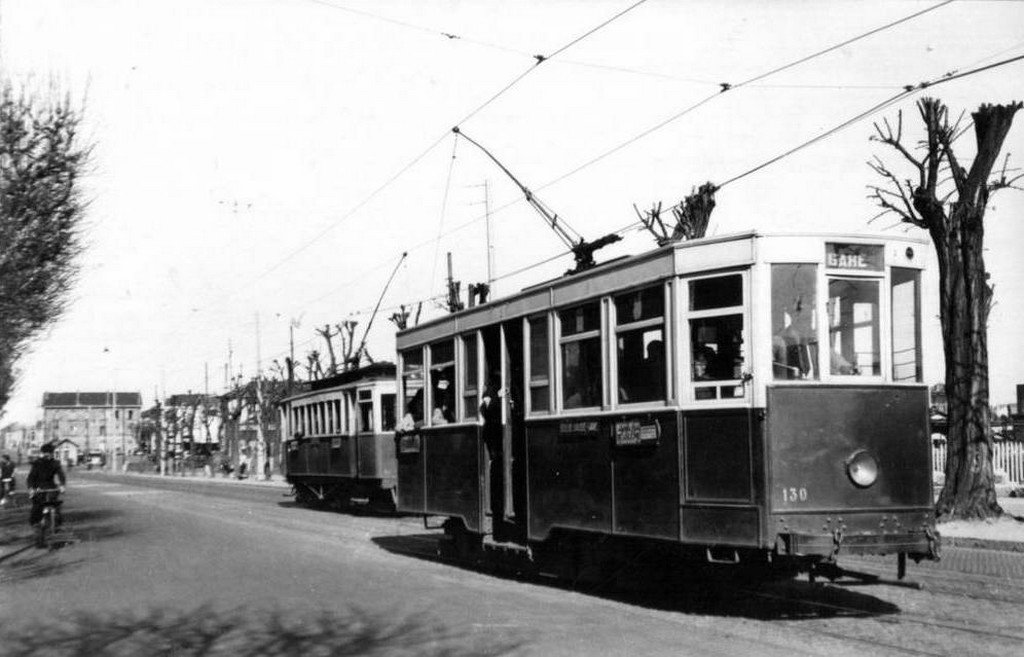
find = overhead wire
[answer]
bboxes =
[225,0,652,301]
[166,1,1004,391]
[718,51,1024,189]
[529,0,958,194]
[430,135,461,297]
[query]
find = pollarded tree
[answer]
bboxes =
[869,97,1022,521]
[0,82,90,412]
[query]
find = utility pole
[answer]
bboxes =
[446,252,464,313]
[483,179,494,289]
[470,180,495,293]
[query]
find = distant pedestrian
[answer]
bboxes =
[1,454,16,498]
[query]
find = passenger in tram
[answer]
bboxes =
[432,378,454,425]
[692,344,716,380]
[772,311,817,380]
[480,371,505,534]
[398,388,425,431]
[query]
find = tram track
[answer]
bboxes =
[380,531,1023,656]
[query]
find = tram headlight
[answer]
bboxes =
[846,450,879,488]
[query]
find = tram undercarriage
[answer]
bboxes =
[292,479,397,513]
[433,516,940,586]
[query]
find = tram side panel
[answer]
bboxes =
[526,411,680,542]
[766,385,934,556]
[396,426,484,532]
[680,409,765,547]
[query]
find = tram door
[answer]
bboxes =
[481,322,527,540]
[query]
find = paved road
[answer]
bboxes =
[1,472,1022,656]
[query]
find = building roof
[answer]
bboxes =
[165,393,219,407]
[42,392,142,408]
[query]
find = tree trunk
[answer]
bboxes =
[933,207,1001,520]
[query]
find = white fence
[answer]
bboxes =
[933,441,1024,484]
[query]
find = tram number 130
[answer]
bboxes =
[781,487,809,503]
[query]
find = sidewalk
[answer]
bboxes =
[938,493,1024,552]
[76,468,291,489]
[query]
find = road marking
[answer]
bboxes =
[70,482,118,488]
[100,490,163,496]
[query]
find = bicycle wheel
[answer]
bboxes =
[47,508,58,548]
[35,513,48,549]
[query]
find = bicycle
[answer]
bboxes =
[30,488,63,549]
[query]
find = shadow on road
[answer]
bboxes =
[372,533,901,621]
[2,604,527,657]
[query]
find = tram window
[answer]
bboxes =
[401,349,424,428]
[358,389,373,433]
[690,274,742,310]
[560,302,602,409]
[771,264,819,380]
[828,278,880,376]
[343,391,356,433]
[687,274,746,401]
[381,393,397,431]
[690,315,744,381]
[615,286,665,403]
[529,316,550,412]
[462,335,479,421]
[430,340,456,425]
[892,268,922,382]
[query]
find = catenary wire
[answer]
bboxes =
[163,2,993,388]
[718,51,1024,188]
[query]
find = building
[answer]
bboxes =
[162,393,221,456]
[41,392,142,460]
[0,421,41,463]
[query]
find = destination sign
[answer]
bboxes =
[825,243,883,271]
[558,420,601,442]
[614,419,660,447]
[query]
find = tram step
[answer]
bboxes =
[482,535,533,559]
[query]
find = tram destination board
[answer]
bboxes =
[613,419,660,447]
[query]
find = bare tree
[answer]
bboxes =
[0,82,90,412]
[869,97,1022,521]
[636,182,718,245]
[316,324,340,375]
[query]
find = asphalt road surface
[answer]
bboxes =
[1,471,1022,656]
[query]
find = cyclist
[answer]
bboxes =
[27,443,66,533]
[1,453,15,499]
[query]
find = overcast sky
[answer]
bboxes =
[3,0,1024,423]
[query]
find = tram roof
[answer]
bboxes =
[279,361,396,405]
[396,230,927,350]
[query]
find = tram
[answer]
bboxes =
[280,362,399,511]
[393,231,939,578]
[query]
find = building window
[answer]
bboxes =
[891,268,922,382]
[615,285,666,404]
[771,264,819,380]
[462,334,479,421]
[560,301,602,409]
[429,341,455,425]
[528,316,550,413]
[401,349,425,427]
[828,278,880,376]
[688,274,746,401]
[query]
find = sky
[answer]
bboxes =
[2,0,1024,423]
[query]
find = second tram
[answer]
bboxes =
[393,231,939,578]
[280,362,399,512]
